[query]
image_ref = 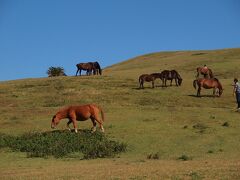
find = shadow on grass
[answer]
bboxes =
[188,94,219,98]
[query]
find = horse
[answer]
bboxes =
[193,78,223,97]
[138,74,155,89]
[75,62,94,76]
[92,61,102,75]
[161,70,182,87]
[196,67,214,79]
[51,104,105,133]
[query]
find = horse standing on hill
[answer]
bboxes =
[51,104,105,133]
[75,63,93,76]
[76,62,102,76]
[196,66,214,79]
[138,74,155,89]
[161,70,182,87]
[92,61,102,75]
[193,78,223,97]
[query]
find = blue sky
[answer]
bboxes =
[0,0,239,81]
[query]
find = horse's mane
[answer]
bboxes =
[213,77,219,82]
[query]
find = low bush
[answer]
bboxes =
[0,130,127,159]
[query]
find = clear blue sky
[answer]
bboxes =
[0,0,239,81]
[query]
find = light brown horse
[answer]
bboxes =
[196,67,214,79]
[51,104,105,133]
[193,78,223,97]
[139,73,162,89]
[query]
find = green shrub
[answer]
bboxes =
[222,122,229,127]
[0,130,127,159]
[178,154,192,161]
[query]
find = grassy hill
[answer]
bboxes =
[0,48,240,179]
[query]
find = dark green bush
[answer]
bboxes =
[0,130,127,159]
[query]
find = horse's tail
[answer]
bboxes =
[193,79,197,89]
[209,68,214,78]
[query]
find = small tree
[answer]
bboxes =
[47,66,66,77]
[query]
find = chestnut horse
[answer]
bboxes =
[193,78,223,97]
[196,67,214,79]
[139,73,162,89]
[51,104,105,133]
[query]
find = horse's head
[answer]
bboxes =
[178,78,182,86]
[51,115,60,129]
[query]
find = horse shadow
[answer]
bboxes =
[188,94,219,98]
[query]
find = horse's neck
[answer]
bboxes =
[57,110,68,120]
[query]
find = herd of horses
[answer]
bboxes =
[139,66,223,97]
[139,70,183,89]
[52,65,223,133]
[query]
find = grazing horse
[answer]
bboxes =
[161,70,183,87]
[75,63,94,76]
[51,104,105,133]
[196,67,214,79]
[139,74,156,89]
[92,61,102,75]
[193,78,223,97]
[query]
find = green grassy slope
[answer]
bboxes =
[0,48,240,179]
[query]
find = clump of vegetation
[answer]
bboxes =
[47,66,66,77]
[0,130,126,159]
[193,123,208,133]
[222,122,229,127]
[207,150,214,154]
[147,152,160,160]
[178,154,192,161]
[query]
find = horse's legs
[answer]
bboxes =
[170,79,173,86]
[197,87,201,97]
[79,69,82,76]
[75,69,79,76]
[90,117,97,133]
[175,78,178,86]
[66,119,72,131]
[140,80,144,89]
[152,80,154,88]
[93,116,104,132]
[70,116,78,133]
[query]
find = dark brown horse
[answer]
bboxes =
[196,67,214,79]
[76,62,102,76]
[92,61,102,75]
[161,70,182,87]
[51,104,105,133]
[193,78,223,97]
[75,63,94,76]
[138,74,156,89]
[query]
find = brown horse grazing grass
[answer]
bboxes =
[76,63,93,76]
[139,74,160,89]
[51,104,105,133]
[161,70,182,87]
[193,78,223,97]
[76,62,102,76]
[196,67,214,79]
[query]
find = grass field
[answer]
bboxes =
[0,48,240,179]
